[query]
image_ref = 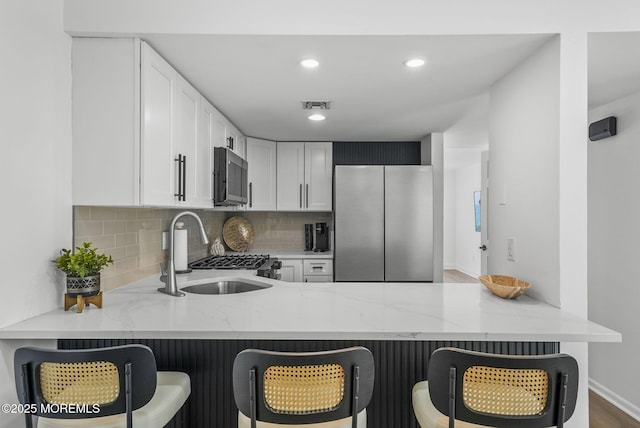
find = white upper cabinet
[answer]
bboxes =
[305,142,333,211]
[196,97,216,207]
[212,112,245,159]
[140,43,178,206]
[72,38,226,208]
[174,76,198,206]
[228,124,246,159]
[276,142,332,211]
[72,37,142,206]
[246,138,277,211]
[276,143,305,210]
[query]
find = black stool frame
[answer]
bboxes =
[14,345,158,428]
[427,347,579,428]
[233,346,375,428]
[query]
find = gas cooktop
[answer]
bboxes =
[188,254,270,270]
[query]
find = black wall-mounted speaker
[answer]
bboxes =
[589,116,617,141]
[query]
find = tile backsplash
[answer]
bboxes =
[73,207,332,291]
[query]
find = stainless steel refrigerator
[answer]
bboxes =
[334,165,433,281]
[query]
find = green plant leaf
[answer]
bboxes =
[54,242,114,278]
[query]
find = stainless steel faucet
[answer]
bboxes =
[158,211,210,297]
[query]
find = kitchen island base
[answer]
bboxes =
[59,338,559,428]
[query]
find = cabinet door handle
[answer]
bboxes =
[249,182,253,208]
[299,184,303,209]
[212,171,216,203]
[174,154,186,201]
[306,184,309,209]
[182,155,187,201]
[174,154,181,199]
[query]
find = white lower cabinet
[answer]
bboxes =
[303,275,334,283]
[303,259,334,282]
[279,259,303,282]
[279,258,333,283]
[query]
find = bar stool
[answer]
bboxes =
[412,347,579,428]
[14,344,190,428]
[232,347,375,428]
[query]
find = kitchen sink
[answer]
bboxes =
[181,278,273,295]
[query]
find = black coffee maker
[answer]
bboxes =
[313,222,329,252]
[304,224,314,251]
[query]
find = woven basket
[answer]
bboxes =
[479,275,530,299]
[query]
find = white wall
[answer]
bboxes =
[0,0,71,323]
[0,0,71,423]
[425,133,445,283]
[588,90,640,420]
[488,37,561,306]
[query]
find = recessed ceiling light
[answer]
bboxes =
[404,58,426,68]
[308,113,326,121]
[300,59,320,68]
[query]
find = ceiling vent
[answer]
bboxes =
[301,101,331,110]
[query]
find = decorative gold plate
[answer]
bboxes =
[223,216,254,252]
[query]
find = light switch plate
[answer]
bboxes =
[507,237,516,261]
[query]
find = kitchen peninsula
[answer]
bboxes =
[0,272,620,342]
[0,276,620,428]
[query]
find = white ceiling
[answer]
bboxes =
[143,34,553,141]
[589,32,640,108]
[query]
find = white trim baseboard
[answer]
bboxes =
[455,265,480,279]
[589,378,640,423]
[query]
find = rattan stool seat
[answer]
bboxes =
[413,381,482,428]
[36,372,190,427]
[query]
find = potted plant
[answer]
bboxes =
[55,242,114,297]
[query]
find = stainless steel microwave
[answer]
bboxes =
[213,147,248,206]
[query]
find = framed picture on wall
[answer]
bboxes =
[474,191,481,232]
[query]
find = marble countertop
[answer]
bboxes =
[0,271,620,342]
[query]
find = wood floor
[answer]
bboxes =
[445,270,640,427]
[590,390,640,428]
[443,269,479,283]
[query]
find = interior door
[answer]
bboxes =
[480,151,489,275]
